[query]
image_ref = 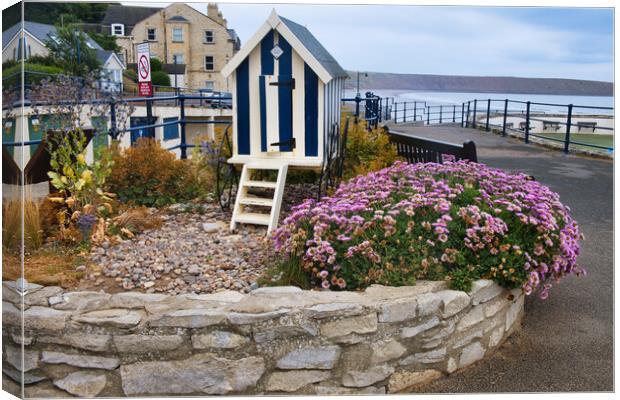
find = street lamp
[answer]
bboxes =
[356,71,367,98]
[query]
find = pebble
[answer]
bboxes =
[78,185,317,295]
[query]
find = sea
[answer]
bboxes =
[345,90,615,115]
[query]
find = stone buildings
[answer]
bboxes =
[103,3,240,92]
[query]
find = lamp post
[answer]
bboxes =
[356,71,368,97]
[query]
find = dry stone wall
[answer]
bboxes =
[2,279,524,396]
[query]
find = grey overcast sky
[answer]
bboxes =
[125,2,614,82]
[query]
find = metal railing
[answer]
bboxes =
[2,93,233,160]
[462,98,613,154]
[341,92,390,130]
[388,96,613,154]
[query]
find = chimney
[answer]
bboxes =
[207,3,226,27]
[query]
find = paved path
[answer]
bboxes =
[386,123,613,393]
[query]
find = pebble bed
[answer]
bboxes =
[78,184,319,295]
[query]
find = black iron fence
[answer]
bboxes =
[341,92,393,130]
[389,97,613,154]
[2,93,232,160]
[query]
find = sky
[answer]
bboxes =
[125,2,614,82]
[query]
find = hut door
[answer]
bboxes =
[261,75,294,153]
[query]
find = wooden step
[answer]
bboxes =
[239,196,273,207]
[243,180,277,189]
[234,212,271,226]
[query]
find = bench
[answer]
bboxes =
[542,121,561,131]
[577,122,596,132]
[385,127,477,164]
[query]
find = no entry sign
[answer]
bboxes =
[136,42,153,96]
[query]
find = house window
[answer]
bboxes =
[147,28,156,41]
[204,30,214,43]
[111,24,125,36]
[172,53,184,64]
[204,80,214,91]
[204,56,214,71]
[172,28,183,42]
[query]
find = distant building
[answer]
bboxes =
[2,21,125,92]
[103,3,240,91]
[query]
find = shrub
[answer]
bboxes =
[150,57,163,72]
[273,160,584,299]
[343,117,400,179]
[107,138,208,207]
[2,63,64,87]
[151,70,170,86]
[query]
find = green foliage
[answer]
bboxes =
[89,32,120,52]
[149,57,163,72]
[46,129,116,226]
[2,63,64,87]
[107,138,211,207]
[151,70,171,86]
[44,25,101,77]
[4,2,110,28]
[343,118,400,180]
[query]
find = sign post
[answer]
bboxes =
[136,42,153,97]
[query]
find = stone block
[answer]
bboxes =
[120,354,265,395]
[5,345,39,372]
[416,292,442,317]
[370,339,407,364]
[436,290,471,318]
[307,303,364,319]
[456,306,485,332]
[388,369,443,393]
[400,348,447,366]
[276,346,341,370]
[53,371,107,397]
[400,316,440,338]
[150,308,225,328]
[191,331,248,349]
[506,295,524,330]
[41,351,120,370]
[342,364,395,388]
[458,342,485,368]
[378,298,417,323]
[24,306,69,331]
[321,313,377,338]
[51,292,111,312]
[114,334,184,353]
[266,370,330,392]
[109,292,168,309]
[38,334,111,352]
[469,280,504,305]
[227,309,290,325]
[74,309,142,328]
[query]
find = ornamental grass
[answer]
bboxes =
[273,160,584,298]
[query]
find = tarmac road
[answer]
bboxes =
[386,123,613,393]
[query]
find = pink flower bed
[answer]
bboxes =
[274,161,585,298]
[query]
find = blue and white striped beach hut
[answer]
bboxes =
[221,10,348,233]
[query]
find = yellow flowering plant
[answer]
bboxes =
[47,128,116,236]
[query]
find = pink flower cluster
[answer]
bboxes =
[273,161,584,298]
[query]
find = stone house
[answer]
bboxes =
[105,3,240,92]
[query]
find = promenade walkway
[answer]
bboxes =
[386,123,613,392]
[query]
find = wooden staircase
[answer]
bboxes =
[230,161,288,234]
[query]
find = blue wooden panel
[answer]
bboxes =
[236,58,250,155]
[260,30,274,76]
[278,73,293,152]
[304,63,318,157]
[278,36,292,75]
[259,76,267,152]
[163,117,179,141]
